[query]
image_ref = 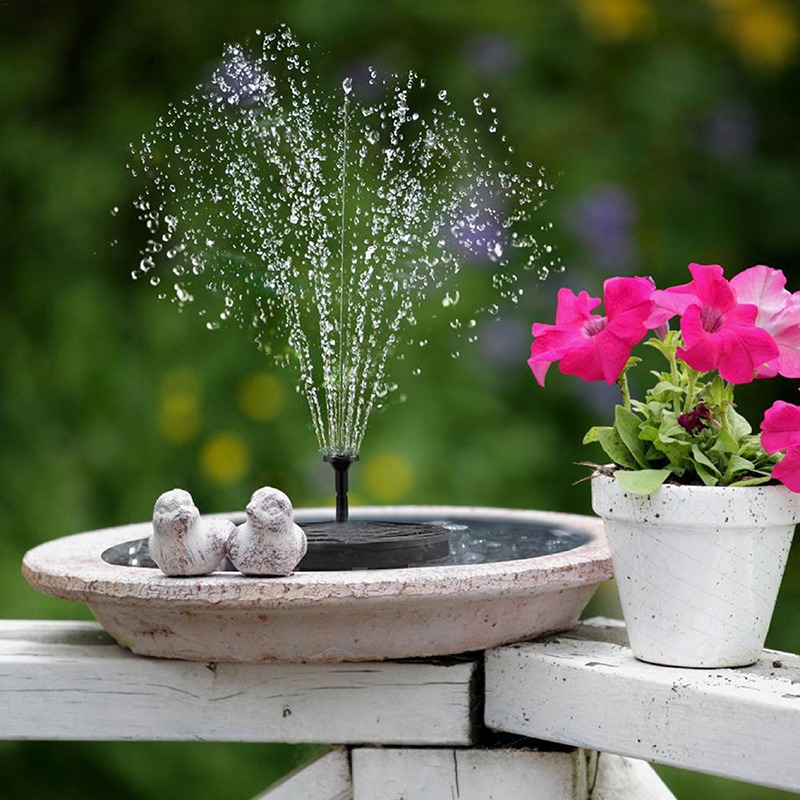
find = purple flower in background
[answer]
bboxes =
[449,195,508,266]
[210,43,271,107]
[463,34,522,77]
[703,102,757,161]
[563,183,639,271]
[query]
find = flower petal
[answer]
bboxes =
[554,288,601,326]
[760,400,800,453]
[657,263,731,319]
[685,262,735,311]
[730,264,789,321]
[603,276,655,344]
[528,326,587,386]
[771,447,800,493]
[678,301,778,383]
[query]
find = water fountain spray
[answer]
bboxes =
[129,27,557,565]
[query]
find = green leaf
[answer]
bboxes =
[729,475,773,487]
[639,425,659,442]
[726,406,752,439]
[651,380,684,396]
[582,426,609,445]
[614,405,648,468]
[694,460,719,486]
[706,375,730,407]
[709,428,739,456]
[594,427,638,469]
[691,445,721,476]
[650,437,689,466]
[657,411,687,444]
[722,454,755,482]
[614,468,672,495]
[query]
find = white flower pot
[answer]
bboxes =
[591,472,800,668]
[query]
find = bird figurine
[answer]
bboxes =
[227,487,307,576]
[149,488,231,576]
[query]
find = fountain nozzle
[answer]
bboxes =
[324,454,359,524]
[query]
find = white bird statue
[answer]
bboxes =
[227,487,307,576]
[149,488,231,576]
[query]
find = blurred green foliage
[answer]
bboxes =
[2,0,799,797]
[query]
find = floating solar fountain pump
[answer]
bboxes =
[298,455,451,571]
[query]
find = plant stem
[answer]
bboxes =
[719,380,733,432]
[663,338,682,414]
[618,370,632,411]
[684,368,699,413]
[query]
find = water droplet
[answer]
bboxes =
[442,290,460,307]
[129,26,554,456]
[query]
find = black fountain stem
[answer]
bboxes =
[324,454,359,523]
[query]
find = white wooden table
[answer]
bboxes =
[3,617,798,798]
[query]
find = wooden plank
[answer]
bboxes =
[591,754,676,799]
[254,748,351,800]
[351,747,589,800]
[0,620,477,744]
[485,618,800,793]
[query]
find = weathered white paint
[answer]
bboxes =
[351,747,588,800]
[0,620,476,744]
[22,505,611,662]
[591,754,676,799]
[255,748,350,800]
[485,618,800,793]
[350,747,675,799]
[591,473,798,667]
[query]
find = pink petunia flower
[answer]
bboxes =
[771,448,800,493]
[658,263,779,384]
[760,400,800,454]
[649,262,727,324]
[760,401,800,492]
[528,276,654,386]
[730,265,800,378]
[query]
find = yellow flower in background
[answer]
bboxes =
[200,432,250,485]
[575,0,653,40]
[710,0,798,69]
[236,372,287,421]
[362,452,415,502]
[158,368,200,444]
